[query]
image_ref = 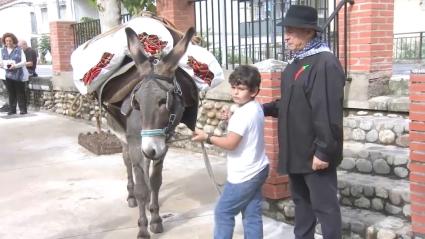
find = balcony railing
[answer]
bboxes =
[393,32,425,61]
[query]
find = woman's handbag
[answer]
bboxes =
[5,67,23,81]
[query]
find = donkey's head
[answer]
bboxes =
[123,26,194,160]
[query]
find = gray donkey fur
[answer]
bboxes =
[102,26,198,239]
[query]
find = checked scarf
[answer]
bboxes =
[289,36,331,62]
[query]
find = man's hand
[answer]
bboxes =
[312,156,329,171]
[191,128,208,142]
[219,105,230,120]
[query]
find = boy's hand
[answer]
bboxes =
[191,128,208,142]
[312,156,329,171]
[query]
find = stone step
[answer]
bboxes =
[263,199,411,239]
[338,171,410,221]
[343,114,409,147]
[341,141,409,179]
[389,75,409,96]
[368,95,409,113]
[340,206,411,239]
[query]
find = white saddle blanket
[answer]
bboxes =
[71,16,224,95]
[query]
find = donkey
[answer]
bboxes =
[101,26,198,239]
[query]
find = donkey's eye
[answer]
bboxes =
[158,98,167,106]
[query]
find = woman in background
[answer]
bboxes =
[0,32,27,115]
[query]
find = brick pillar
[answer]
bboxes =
[50,21,75,73]
[156,0,195,32]
[339,0,394,73]
[338,0,394,108]
[256,60,290,200]
[409,69,425,237]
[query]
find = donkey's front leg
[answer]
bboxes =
[149,158,164,233]
[122,143,137,208]
[129,143,151,239]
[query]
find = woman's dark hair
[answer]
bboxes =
[2,33,18,45]
[228,65,261,92]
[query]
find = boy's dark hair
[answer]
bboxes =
[228,65,261,92]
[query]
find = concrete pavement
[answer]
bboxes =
[0,109,297,239]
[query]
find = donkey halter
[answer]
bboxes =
[132,72,183,139]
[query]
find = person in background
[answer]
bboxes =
[0,33,27,115]
[262,5,345,239]
[0,36,10,112]
[18,40,38,77]
[192,65,269,239]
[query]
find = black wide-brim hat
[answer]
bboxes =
[277,5,322,32]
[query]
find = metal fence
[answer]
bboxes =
[393,32,424,60]
[72,14,132,49]
[193,0,349,69]
[72,19,101,48]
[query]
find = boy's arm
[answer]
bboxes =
[192,128,242,150]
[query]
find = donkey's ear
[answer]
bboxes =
[162,27,195,71]
[125,27,148,69]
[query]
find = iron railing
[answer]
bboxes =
[193,0,353,71]
[72,14,132,48]
[72,19,101,48]
[393,32,425,60]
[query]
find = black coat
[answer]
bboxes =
[263,52,345,174]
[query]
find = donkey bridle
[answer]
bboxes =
[130,73,183,140]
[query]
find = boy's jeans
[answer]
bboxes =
[214,165,269,239]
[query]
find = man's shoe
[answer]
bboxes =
[0,104,10,112]
[20,111,27,115]
[7,111,16,115]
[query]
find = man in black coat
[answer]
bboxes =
[263,5,345,239]
[18,40,38,77]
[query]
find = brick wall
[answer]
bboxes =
[409,70,425,237]
[50,21,75,73]
[156,0,195,32]
[338,0,394,73]
[257,71,290,200]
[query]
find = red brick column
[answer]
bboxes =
[338,0,394,73]
[156,0,195,32]
[257,70,290,200]
[409,70,425,237]
[50,21,75,73]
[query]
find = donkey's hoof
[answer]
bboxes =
[127,197,138,208]
[137,230,150,239]
[150,222,164,234]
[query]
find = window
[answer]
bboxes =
[31,12,38,34]
[59,4,66,19]
[41,7,48,24]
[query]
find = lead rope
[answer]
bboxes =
[167,136,222,195]
[200,142,223,195]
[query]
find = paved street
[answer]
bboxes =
[0,108,297,239]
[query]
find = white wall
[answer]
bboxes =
[394,0,425,34]
[73,0,98,21]
[0,2,33,46]
[0,0,99,47]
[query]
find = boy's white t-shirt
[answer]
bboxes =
[226,100,269,184]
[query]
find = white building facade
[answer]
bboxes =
[0,0,98,48]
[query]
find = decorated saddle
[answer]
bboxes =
[71,16,224,96]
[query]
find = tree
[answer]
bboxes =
[38,34,51,64]
[88,0,156,33]
[96,0,121,32]
[123,0,156,15]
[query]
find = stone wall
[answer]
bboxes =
[31,90,107,123]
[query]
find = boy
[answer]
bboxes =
[192,65,269,239]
